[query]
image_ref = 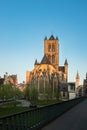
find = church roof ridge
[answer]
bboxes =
[41,54,51,64]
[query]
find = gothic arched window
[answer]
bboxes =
[48,55,51,62]
[48,44,51,52]
[52,44,55,52]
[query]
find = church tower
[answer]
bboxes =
[76,71,80,88]
[44,35,59,70]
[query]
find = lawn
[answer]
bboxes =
[0,101,29,117]
[0,99,61,117]
[31,99,61,106]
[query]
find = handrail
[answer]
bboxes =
[0,97,85,130]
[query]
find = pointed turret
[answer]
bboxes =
[49,35,55,40]
[35,59,37,65]
[44,36,47,40]
[64,59,68,82]
[64,59,68,65]
[34,59,39,67]
[56,36,59,40]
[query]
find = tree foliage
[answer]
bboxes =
[24,85,30,100]
[29,86,38,101]
[0,84,23,100]
[45,86,52,100]
[0,84,14,100]
[24,85,38,101]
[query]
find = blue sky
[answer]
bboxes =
[0,0,87,84]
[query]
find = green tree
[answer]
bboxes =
[0,84,14,100]
[24,85,30,100]
[14,88,23,99]
[54,87,61,100]
[29,86,38,101]
[45,86,52,100]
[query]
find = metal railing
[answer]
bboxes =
[0,97,85,130]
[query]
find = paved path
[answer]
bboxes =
[41,99,87,130]
[16,99,31,107]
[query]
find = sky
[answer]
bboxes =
[0,0,87,84]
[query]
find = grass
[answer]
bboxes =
[0,107,30,117]
[0,101,21,108]
[31,99,61,106]
[0,101,29,117]
[0,98,84,130]
[0,99,61,117]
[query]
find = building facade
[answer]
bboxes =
[83,73,87,95]
[4,74,18,86]
[26,35,68,98]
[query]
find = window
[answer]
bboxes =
[48,55,51,62]
[48,44,51,52]
[70,85,74,90]
[63,92,65,97]
[52,55,55,63]
[52,44,55,52]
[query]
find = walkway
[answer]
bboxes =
[16,99,31,107]
[41,99,87,130]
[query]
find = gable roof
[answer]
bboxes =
[41,55,51,64]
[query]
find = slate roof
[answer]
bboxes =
[59,66,65,72]
[41,55,51,64]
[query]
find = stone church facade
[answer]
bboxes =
[26,35,68,98]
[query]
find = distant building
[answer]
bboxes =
[60,83,69,100]
[68,82,75,99]
[4,74,18,86]
[83,73,87,95]
[75,72,84,97]
[83,73,87,88]
[18,83,26,91]
[0,77,4,85]
[76,85,83,97]
[60,82,76,100]
[26,35,68,99]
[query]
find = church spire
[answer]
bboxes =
[76,71,80,88]
[76,71,80,79]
